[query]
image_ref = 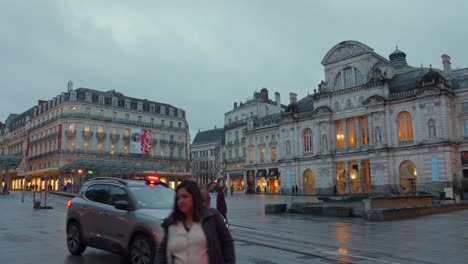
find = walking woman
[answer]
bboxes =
[156,180,235,264]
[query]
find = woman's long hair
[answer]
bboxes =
[170,179,204,223]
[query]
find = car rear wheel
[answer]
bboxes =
[129,235,154,264]
[67,222,86,255]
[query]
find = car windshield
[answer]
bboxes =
[129,185,175,209]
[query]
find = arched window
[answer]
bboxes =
[302,128,313,152]
[334,67,365,90]
[398,111,414,141]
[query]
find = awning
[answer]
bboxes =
[228,172,244,177]
[59,159,162,175]
[256,169,267,178]
[25,168,60,178]
[267,168,279,178]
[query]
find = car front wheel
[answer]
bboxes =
[67,222,87,255]
[129,235,155,264]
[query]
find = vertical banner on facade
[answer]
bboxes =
[141,129,152,154]
[130,128,152,154]
[57,124,62,150]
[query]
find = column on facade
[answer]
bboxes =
[355,117,361,148]
[358,160,363,193]
[330,120,335,152]
[343,119,348,150]
[381,110,388,147]
[368,113,374,146]
[345,161,350,194]
[314,123,320,154]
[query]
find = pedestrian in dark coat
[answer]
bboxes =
[217,186,228,224]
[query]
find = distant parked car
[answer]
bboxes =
[66,176,174,264]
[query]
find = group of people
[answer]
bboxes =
[155,180,235,264]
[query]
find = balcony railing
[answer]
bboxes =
[96,132,107,141]
[65,130,76,138]
[82,130,94,140]
[28,148,190,162]
[110,133,120,142]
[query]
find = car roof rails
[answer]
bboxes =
[89,177,127,185]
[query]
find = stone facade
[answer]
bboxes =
[0,85,191,191]
[248,40,468,196]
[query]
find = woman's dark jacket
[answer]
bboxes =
[155,207,235,264]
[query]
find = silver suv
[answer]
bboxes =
[66,177,175,264]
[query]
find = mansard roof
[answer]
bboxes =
[191,128,224,145]
[253,113,281,128]
[452,69,468,89]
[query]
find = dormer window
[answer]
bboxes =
[98,96,104,104]
[86,92,92,102]
[334,67,365,90]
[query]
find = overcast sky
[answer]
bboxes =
[1,0,467,141]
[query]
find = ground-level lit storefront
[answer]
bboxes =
[227,171,244,191]
[255,168,279,194]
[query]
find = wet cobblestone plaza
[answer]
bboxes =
[0,191,467,264]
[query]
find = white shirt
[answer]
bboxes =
[167,221,208,264]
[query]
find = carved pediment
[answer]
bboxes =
[363,95,386,106]
[321,41,372,65]
[415,87,441,97]
[312,106,332,116]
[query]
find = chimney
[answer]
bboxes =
[442,54,452,80]
[275,92,281,108]
[289,92,297,104]
[260,88,269,102]
[234,102,238,109]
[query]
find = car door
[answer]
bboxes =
[101,185,134,248]
[82,184,111,242]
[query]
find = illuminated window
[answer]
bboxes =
[68,141,75,152]
[98,125,103,133]
[260,147,265,162]
[347,118,356,146]
[84,124,90,132]
[68,123,75,132]
[97,144,103,153]
[249,149,254,162]
[271,147,277,161]
[335,120,345,148]
[124,129,130,137]
[302,128,313,152]
[112,127,117,136]
[84,142,89,153]
[111,144,115,154]
[397,111,414,140]
[124,145,129,154]
[360,116,369,145]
